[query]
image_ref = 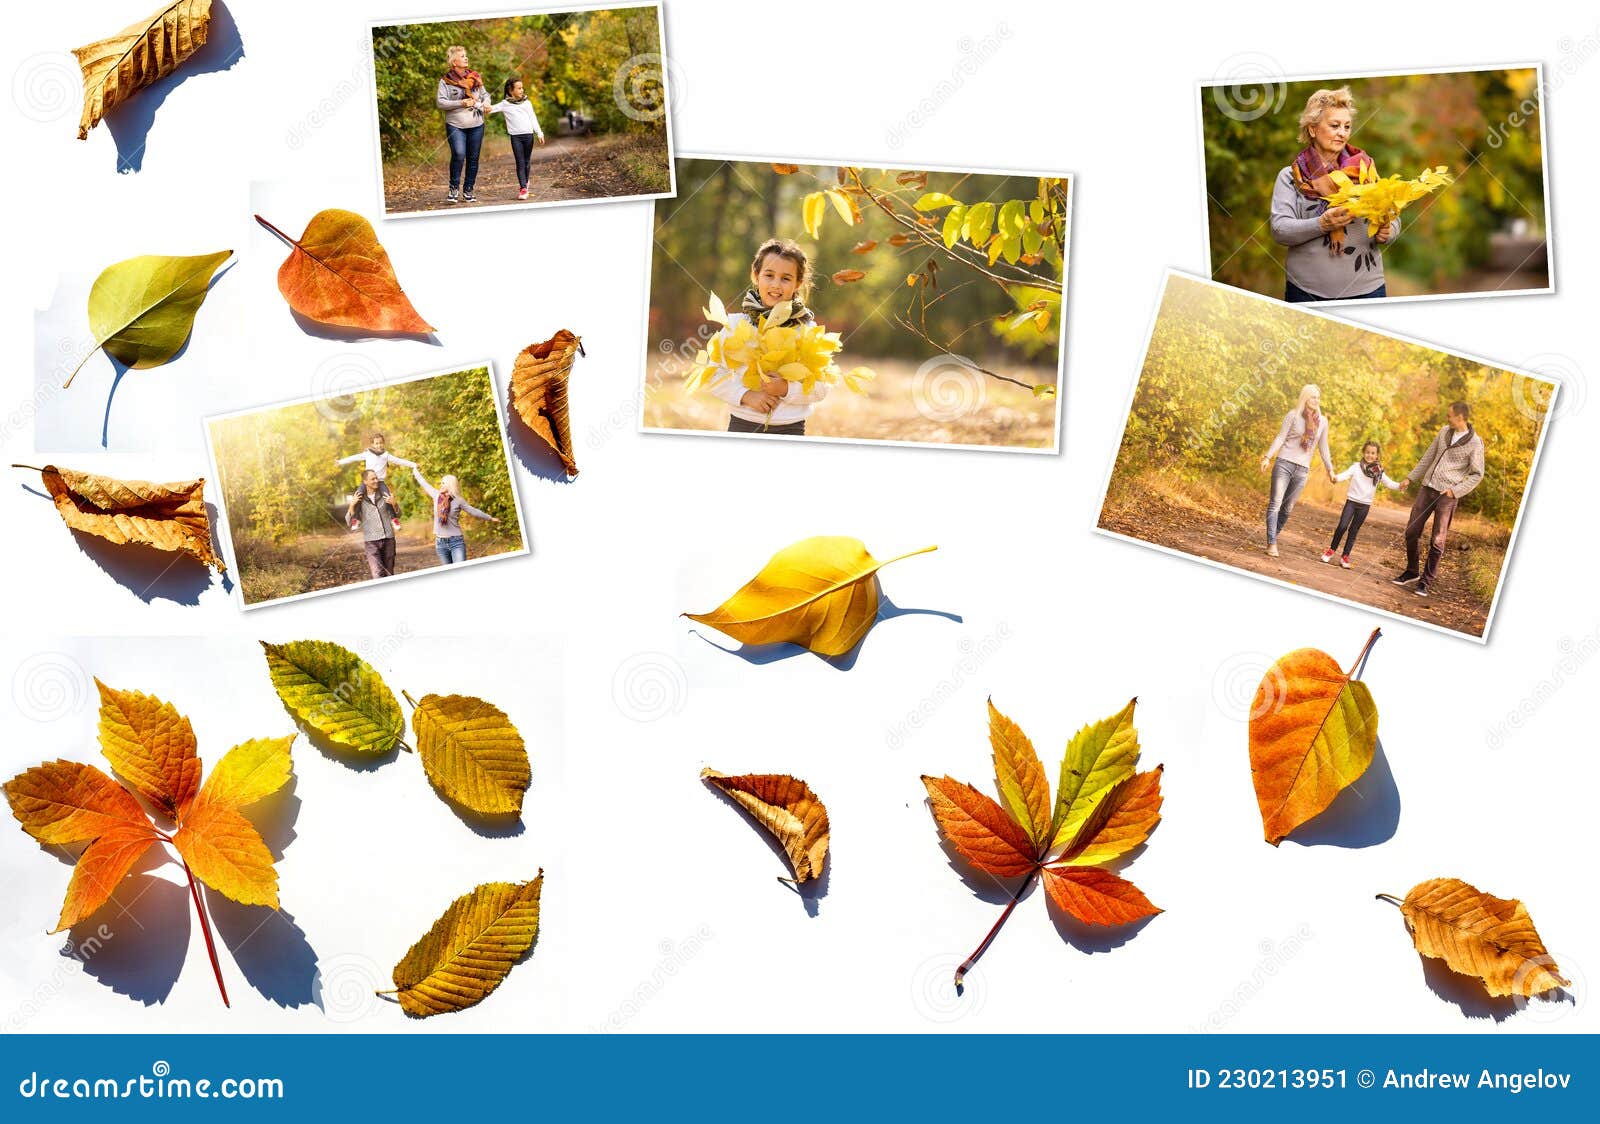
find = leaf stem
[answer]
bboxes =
[954,869,1037,989]
[1375,892,1404,908]
[400,689,418,708]
[1348,628,1382,680]
[182,861,230,1008]
[880,544,939,568]
[252,214,297,249]
[10,464,44,472]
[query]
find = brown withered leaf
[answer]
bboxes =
[510,330,585,477]
[19,463,224,572]
[831,270,866,284]
[73,0,212,140]
[254,211,434,334]
[702,769,830,882]
[1381,878,1570,999]
[850,240,878,254]
[770,164,799,174]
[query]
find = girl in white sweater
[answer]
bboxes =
[1322,440,1403,568]
[488,77,546,201]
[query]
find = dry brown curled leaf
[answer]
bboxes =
[510,330,585,477]
[702,769,830,882]
[1380,878,1570,999]
[73,0,212,140]
[18,463,224,572]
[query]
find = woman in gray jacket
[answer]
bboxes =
[437,45,492,204]
[1259,384,1336,557]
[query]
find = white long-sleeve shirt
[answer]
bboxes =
[703,313,832,426]
[1334,461,1402,505]
[489,98,544,137]
[336,449,417,480]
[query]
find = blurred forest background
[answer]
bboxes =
[210,368,524,605]
[1202,68,1548,297]
[1100,277,1552,636]
[372,6,671,211]
[645,160,1068,447]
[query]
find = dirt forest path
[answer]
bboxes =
[1099,488,1492,637]
[296,530,441,595]
[382,133,654,213]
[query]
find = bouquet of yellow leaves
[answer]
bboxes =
[684,293,875,397]
[1321,165,1455,235]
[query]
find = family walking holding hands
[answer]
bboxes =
[437,45,547,204]
[1260,385,1485,598]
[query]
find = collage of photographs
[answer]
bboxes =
[3,0,1594,1111]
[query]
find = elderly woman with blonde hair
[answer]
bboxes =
[1269,87,1399,302]
[1259,384,1336,557]
[436,44,492,204]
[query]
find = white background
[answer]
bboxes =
[1,0,1596,1034]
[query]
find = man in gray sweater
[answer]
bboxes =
[1391,401,1485,597]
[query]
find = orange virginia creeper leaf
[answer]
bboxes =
[171,800,278,909]
[702,769,830,882]
[4,759,151,844]
[1070,766,1164,866]
[96,679,201,820]
[55,821,160,933]
[1383,877,1569,999]
[920,774,1036,878]
[987,698,1050,848]
[1041,866,1161,927]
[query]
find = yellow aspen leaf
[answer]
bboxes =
[261,640,405,755]
[410,693,530,817]
[193,737,294,813]
[802,192,826,239]
[3,760,150,844]
[684,536,936,657]
[914,192,958,211]
[66,251,232,388]
[171,799,278,909]
[509,329,585,477]
[1381,878,1569,998]
[964,201,995,246]
[73,0,212,140]
[55,821,160,933]
[1048,698,1140,850]
[254,210,434,334]
[391,875,543,1017]
[1250,629,1380,845]
[95,679,201,820]
[987,698,1050,848]
[702,769,830,882]
[824,188,855,225]
[19,463,224,573]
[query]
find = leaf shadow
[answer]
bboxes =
[105,1,246,174]
[427,786,526,839]
[1043,883,1159,954]
[72,873,189,1005]
[287,308,439,346]
[703,776,827,916]
[275,714,399,773]
[1417,954,1518,1021]
[687,588,962,670]
[249,772,300,860]
[204,891,321,1009]
[930,833,1025,909]
[1282,736,1400,849]
[506,406,576,484]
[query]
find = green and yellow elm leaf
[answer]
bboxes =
[392,875,543,1018]
[411,694,529,817]
[260,640,403,755]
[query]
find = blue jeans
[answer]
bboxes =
[446,124,484,191]
[1265,459,1310,545]
[1285,278,1387,303]
[435,536,466,565]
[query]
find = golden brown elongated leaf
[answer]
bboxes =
[55,821,160,933]
[4,759,151,844]
[95,679,201,819]
[392,875,543,1017]
[702,769,830,882]
[20,463,224,572]
[988,699,1050,848]
[255,211,433,334]
[509,330,585,476]
[412,694,530,817]
[1383,878,1569,998]
[684,536,937,657]
[72,0,212,140]
[1250,630,1380,845]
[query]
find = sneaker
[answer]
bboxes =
[349,518,360,531]
[1413,582,1430,598]
[1390,570,1420,586]
[446,188,459,204]
[1319,549,1334,563]
[391,517,402,531]
[1266,544,1279,557]
[1339,555,1351,569]
[463,191,476,203]
[518,188,529,200]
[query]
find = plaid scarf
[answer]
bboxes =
[1360,459,1384,482]
[442,66,484,95]
[435,488,454,525]
[1299,406,1322,451]
[1290,143,1375,256]
[740,287,814,328]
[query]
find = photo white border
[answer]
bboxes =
[1194,61,1556,307]
[635,152,1074,456]
[1091,269,1560,645]
[366,1,678,221]
[202,359,531,612]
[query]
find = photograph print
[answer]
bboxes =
[642,157,1070,451]
[1097,273,1556,641]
